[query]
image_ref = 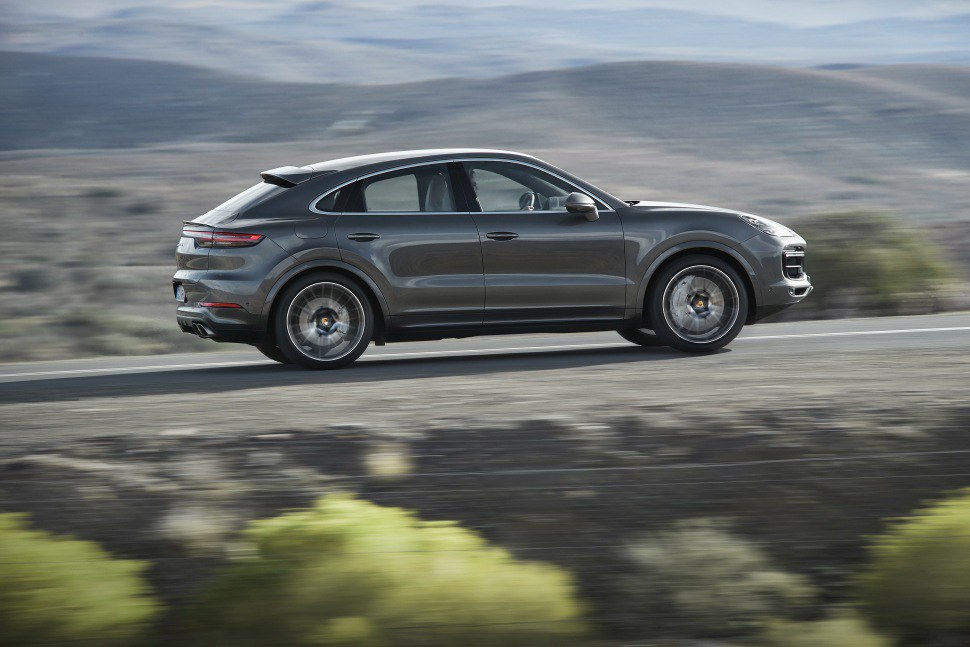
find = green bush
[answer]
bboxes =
[0,513,158,646]
[622,519,813,637]
[789,211,950,317]
[858,488,970,642]
[758,613,890,647]
[182,494,588,646]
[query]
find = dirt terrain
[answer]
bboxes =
[2,315,968,641]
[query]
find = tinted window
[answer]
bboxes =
[313,186,348,212]
[463,161,579,212]
[361,164,456,213]
[213,183,286,213]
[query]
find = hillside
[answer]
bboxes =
[3,3,969,83]
[3,52,970,176]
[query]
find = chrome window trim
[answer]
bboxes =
[308,157,615,215]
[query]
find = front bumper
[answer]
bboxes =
[737,233,813,322]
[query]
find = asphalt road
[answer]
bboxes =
[0,313,968,411]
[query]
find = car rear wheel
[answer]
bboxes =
[647,255,748,353]
[274,273,374,369]
[255,344,291,364]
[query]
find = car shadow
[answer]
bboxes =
[0,345,729,404]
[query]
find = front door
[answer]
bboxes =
[335,163,484,329]
[460,160,626,325]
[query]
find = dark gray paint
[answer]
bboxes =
[173,148,811,344]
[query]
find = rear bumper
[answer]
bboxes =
[173,271,265,344]
[175,305,264,344]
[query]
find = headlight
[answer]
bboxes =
[739,213,794,237]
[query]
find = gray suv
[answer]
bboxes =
[174,149,811,369]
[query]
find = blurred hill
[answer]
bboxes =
[3,51,970,175]
[2,2,969,83]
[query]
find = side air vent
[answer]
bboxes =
[783,245,806,280]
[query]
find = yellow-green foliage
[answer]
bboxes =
[624,519,813,637]
[0,513,158,646]
[184,494,588,646]
[793,211,949,315]
[858,488,970,641]
[759,613,891,647]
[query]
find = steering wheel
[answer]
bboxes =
[518,192,540,211]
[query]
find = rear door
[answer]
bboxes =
[460,160,626,325]
[334,163,484,329]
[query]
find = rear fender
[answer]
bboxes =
[259,260,392,334]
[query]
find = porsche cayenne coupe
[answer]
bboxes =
[174,149,811,369]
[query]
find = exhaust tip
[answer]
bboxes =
[192,322,216,338]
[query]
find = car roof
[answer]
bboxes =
[307,149,540,173]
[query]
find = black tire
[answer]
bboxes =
[646,254,748,353]
[617,328,667,347]
[255,344,291,364]
[273,272,374,369]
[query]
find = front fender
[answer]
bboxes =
[632,234,763,312]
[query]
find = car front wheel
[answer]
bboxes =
[274,273,374,369]
[647,255,748,353]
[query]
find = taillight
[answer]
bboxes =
[182,227,264,248]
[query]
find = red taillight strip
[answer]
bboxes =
[199,302,243,309]
[211,232,265,247]
[181,227,264,248]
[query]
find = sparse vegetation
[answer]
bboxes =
[622,519,813,638]
[0,513,158,646]
[181,494,588,646]
[858,488,970,644]
[781,211,954,319]
[758,613,891,647]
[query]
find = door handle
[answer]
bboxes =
[485,232,519,241]
[347,232,380,242]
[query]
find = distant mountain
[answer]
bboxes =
[2,51,969,183]
[1,4,968,83]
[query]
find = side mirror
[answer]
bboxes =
[565,192,599,221]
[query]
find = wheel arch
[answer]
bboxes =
[261,261,390,343]
[638,243,759,325]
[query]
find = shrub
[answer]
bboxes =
[182,494,588,646]
[858,488,970,642]
[0,513,158,646]
[787,211,950,318]
[622,519,813,637]
[759,612,891,647]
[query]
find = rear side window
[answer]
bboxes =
[213,183,286,213]
[359,164,456,213]
[313,186,349,213]
[364,174,420,211]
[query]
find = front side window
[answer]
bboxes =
[462,161,583,212]
[360,164,456,213]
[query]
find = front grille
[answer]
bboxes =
[783,245,805,279]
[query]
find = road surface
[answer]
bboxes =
[0,313,968,444]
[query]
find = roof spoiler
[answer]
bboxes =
[260,166,314,188]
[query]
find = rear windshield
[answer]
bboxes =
[213,182,286,213]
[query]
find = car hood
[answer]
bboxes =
[626,200,726,211]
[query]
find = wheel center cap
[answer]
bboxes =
[313,307,340,335]
[689,293,710,314]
